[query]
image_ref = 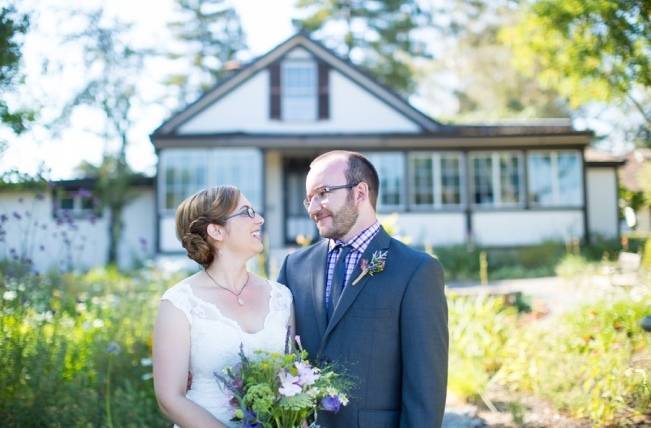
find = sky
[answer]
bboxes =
[0,0,296,180]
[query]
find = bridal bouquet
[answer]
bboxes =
[215,337,350,428]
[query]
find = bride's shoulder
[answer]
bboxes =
[160,279,192,301]
[267,279,293,302]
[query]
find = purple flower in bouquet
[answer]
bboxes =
[243,409,261,428]
[295,361,319,386]
[321,395,342,413]
[278,370,302,397]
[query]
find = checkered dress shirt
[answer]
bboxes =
[324,221,381,311]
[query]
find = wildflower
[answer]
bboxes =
[3,290,17,301]
[321,395,342,413]
[295,361,319,386]
[12,211,21,220]
[278,370,302,397]
[107,341,121,354]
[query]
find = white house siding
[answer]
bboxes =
[178,69,420,134]
[264,150,283,249]
[159,216,182,253]
[472,211,584,245]
[386,212,466,246]
[0,189,154,272]
[586,168,619,238]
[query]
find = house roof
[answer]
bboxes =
[152,32,444,136]
[151,32,593,145]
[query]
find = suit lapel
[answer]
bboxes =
[309,240,329,338]
[320,227,392,345]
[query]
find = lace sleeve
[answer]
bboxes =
[160,283,192,325]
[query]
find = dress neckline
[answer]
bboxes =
[185,279,277,335]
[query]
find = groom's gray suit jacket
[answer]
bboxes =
[278,227,448,428]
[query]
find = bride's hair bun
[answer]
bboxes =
[175,186,240,268]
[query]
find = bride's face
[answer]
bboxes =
[221,194,265,256]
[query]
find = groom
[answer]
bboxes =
[278,150,448,428]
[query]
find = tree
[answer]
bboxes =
[55,8,149,266]
[0,5,33,134]
[421,1,569,121]
[293,0,433,95]
[166,0,247,104]
[500,0,650,140]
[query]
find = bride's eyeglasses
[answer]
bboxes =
[225,206,257,220]
[303,182,359,210]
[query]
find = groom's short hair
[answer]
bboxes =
[312,150,379,210]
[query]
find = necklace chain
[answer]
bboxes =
[204,270,249,305]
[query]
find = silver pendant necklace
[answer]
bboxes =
[204,270,249,306]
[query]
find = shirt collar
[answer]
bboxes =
[328,221,381,253]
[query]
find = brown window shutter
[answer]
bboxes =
[318,61,329,120]
[269,62,281,119]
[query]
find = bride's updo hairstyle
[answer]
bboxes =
[175,186,240,268]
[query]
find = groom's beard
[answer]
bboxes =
[316,196,359,240]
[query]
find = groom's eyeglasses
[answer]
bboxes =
[303,183,359,210]
[225,206,257,220]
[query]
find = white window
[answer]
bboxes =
[409,152,464,209]
[282,60,317,121]
[160,151,208,211]
[528,150,582,207]
[365,152,405,211]
[211,149,263,210]
[470,152,524,207]
[54,188,99,219]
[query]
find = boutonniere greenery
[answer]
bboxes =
[351,250,388,286]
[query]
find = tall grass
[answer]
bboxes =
[0,265,181,427]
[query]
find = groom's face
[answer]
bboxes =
[305,158,359,240]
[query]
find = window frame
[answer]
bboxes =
[408,151,466,210]
[527,150,583,208]
[281,59,318,122]
[469,151,525,208]
[364,152,406,212]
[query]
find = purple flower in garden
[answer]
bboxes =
[107,341,121,354]
[39,245,45,252]
[12,211,21,220]
[321,395,342,413]
[35,193,45,201]
[278,370,302,397]
[295,361,319,386]
[0,214,7,222]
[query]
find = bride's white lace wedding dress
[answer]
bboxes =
[161,279,293,427]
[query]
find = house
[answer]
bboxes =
[0,177,155,273]
[0,32,624,272]
[150,32,621,266]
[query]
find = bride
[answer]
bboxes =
[153,186,294,427]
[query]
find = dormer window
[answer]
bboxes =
[281,60,317,121]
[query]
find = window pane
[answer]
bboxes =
[212,149,262,210]
[60,196,74,210]
[499,153,521,204]
[162,152,208,210]
[557,152,582,205]
[366,152,404,210]
[528,153,553,205]
[282,61,317,121]
[472,155,493,205]
[441,155,462,205]
[411,156,434,206]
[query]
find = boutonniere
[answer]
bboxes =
[351,250,388,286]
